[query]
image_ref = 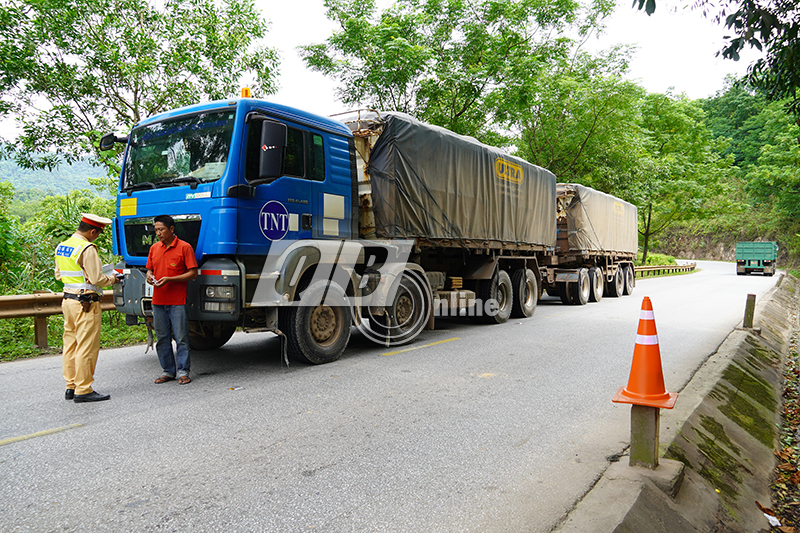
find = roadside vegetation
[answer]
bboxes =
[770,287,800,529]
[0,184,147,362]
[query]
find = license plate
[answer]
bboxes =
[555,272,579,282]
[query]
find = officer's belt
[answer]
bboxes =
[63,292,100,303]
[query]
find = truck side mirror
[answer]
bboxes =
[257,120,287,183]
[99,132,128,151]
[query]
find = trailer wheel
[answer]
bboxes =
[607,268,624,297]
[589,267,603,303]
[623,265,635,295]
[571,268,590,305]
[557,282,574,305]
[510,268,537,318]
[478,269,513,324]
[279,279,352,364]
[188,321,237,351]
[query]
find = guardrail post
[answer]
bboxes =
[743,294,756,329]
[630,405,660,468]
[34,316,48,348]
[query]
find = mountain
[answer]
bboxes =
[0,158,109,196]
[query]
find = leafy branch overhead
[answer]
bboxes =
[0,0,280,173]
[632,0,800,120]
[300,0,616,139]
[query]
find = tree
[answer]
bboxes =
[0,0,280,175]
[632,0,800,124]
[300,0,614,140]
[700,77,769,168]
[743,101,800,221]
[627,93,732,264]
[499,46,645,190]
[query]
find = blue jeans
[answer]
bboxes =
[152,304,190,377]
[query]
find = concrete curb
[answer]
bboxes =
[553,274,797,533]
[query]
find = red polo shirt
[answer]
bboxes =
[146,236,198,305]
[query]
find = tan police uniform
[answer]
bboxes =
[54,214,117,396]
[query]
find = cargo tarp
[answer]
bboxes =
[366,112,556,247]
[559,183,638,254]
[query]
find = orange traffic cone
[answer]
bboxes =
[612,296,677,409]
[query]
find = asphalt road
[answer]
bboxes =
[0,260,779,532]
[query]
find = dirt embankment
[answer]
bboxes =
[655,227,795,268]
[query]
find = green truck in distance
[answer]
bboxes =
[735,241,778,276]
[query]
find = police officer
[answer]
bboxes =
[55,213,120,402]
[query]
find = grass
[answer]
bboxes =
[0,311,148,362]
[637,251,678,266]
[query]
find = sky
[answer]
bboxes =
[258,0,759,116]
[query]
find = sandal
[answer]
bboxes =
[154,375,174,384]
[178,376,191,385]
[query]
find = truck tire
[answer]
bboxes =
[588,267,603,303]
[510,268,537,318]
[558,282,574,305]
[478,269,513,324]
[571,268,590,305]
[279,279,352,364]
[370,271,430,344]
[623,265,635,295]
[188,321,237,351]
[607,268,624,297]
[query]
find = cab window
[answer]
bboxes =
[246,120,325,182]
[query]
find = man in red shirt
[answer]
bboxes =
[146,215,198,385]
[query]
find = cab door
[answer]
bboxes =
[236,119,317,256]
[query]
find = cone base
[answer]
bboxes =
[612,386,678,409]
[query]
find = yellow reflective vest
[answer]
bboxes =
[55,236,102,292]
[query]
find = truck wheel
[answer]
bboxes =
[558,282,574,305]
[510,268,537,318]
[478,269,513,324]
[370,271,430,344]
[571,268,590,305]
[279,279,352,364]
[623,265,635,295]
[607,268,624,297]
[188,321,237,350]
[588,267,603,303]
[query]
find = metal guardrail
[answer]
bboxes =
[634,263,697,277]
[0,290,115,348]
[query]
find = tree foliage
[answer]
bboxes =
[743,103,800,221]
[632,0,800,122]
[301,0,614,139]
[700,77,769,168]
[0,0,280,173]
[627,94,732,264]
[501,46,645,190]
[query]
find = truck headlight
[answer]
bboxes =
[205,286,235,299]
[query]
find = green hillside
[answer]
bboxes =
[0,158,109,196]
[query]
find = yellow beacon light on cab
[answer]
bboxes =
[241,87,251,98]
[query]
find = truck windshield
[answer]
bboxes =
[123,110,235,190]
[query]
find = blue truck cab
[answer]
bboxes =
[108,98,361,356]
